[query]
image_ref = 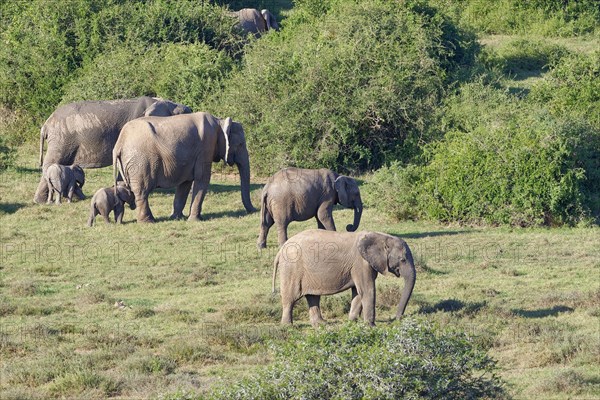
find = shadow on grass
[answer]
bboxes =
[511,305,574,318]
[0,202,27,214]
[153,209,252,222]
[392,230,469,239]
[153,182,262,195]
[418,299,487,315]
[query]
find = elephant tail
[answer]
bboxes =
[260,189,270,228]
[113,150,129,197]
[272,251,280,294]
[39,125,47,167]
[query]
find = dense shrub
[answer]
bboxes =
[436,0,600,37]
[366,82,599,226]
[0,0,241,126]
[208,320,506,399]
[62,42,234,110]
[209,0,478,174]
[529,51,600,128]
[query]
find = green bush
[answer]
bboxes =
[438,0,600,37]
[0,0,241,137]
[62,42,234,110]
[366,82,599,226]
[209,0,478,174]
[529,51,600,128]
[208,319,506,399]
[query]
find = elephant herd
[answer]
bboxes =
[30,9,416,325]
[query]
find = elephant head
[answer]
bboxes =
[116,183,136,210]
[358,233,416,319]
[144,100,192,117]
[334,176,363,232]
[218,117,256,213]
[261,9,279,31]
[72,165,85,188]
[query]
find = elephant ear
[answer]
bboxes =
[334,176,350,207]
[220,117,232,164]
[261,9,278,31]
[357,232,390,275]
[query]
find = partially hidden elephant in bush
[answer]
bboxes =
[87,182,136,226]
[273,229,416,326]
[44,164,85,204]
[113,112,256,223]
[230,8,279,35]
[257,168,362,248]
[33,96,192,203]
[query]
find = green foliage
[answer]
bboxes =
[0,0,241,124]
[530,51,600,128]
[479,38,571,75]
[437,0,600,37]
[62,42,234,110]
[208,320,506,399]
[363,162,423,221]
[211,0,478,173]
[366,82,599,226]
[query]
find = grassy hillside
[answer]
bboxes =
[1,151,599,399]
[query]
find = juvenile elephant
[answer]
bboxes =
[44,164,85,204]
[257,168,362,248]
[113,112,255,223]
[87,182,136,226]
[273,230,416,326]
[33,97,191,203]
[230,8,279,35]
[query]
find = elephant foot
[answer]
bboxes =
[257,240,267,250]
[187,215,203,222]
[310,317,327,327]
[170,212,186,220]
[137,216,156,223]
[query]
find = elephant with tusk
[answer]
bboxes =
[257,168,363,248]
[113,112,255,223]
[273,229,416,326]
[34,96,192,204]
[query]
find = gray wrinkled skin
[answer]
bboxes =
[113,112,255,223]
[88,182,136,226]
[273,230,416,326]
[34,97,191,203]
[44,164,85,204]
[257,168,363,248]
[229,8,279,36]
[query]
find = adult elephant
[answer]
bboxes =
[230,8,279,36]
[257,168,363,248]
[113,112,255,223]
[273,230,416,326]
[33,97,192,203]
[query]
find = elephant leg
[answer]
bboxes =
[281,299,294,325]
[114,204,124,223]
[317,205,336,231]
[35,177,50,204]
[46,188,53,204]
[306,295,326,326]
[135,194,155,223]
[67,183,75,203]
[360,284,376,326]
[171,181,192,220]
[349,287,363,321]
[257,212,274,249]
[276,222,289,246]
[103,213,111,224]
[188,167,211,221]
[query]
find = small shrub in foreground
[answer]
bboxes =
[207,319,506,400]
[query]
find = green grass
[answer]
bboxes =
[1,149,599,399]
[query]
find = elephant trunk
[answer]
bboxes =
[346,202,363,232]
[396,262,416,319]
[236,155,256,213]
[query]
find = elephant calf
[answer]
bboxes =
[44,164,85,204]
[88,183,136,226]
[257,168,363,248]
[273,230,416,326]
